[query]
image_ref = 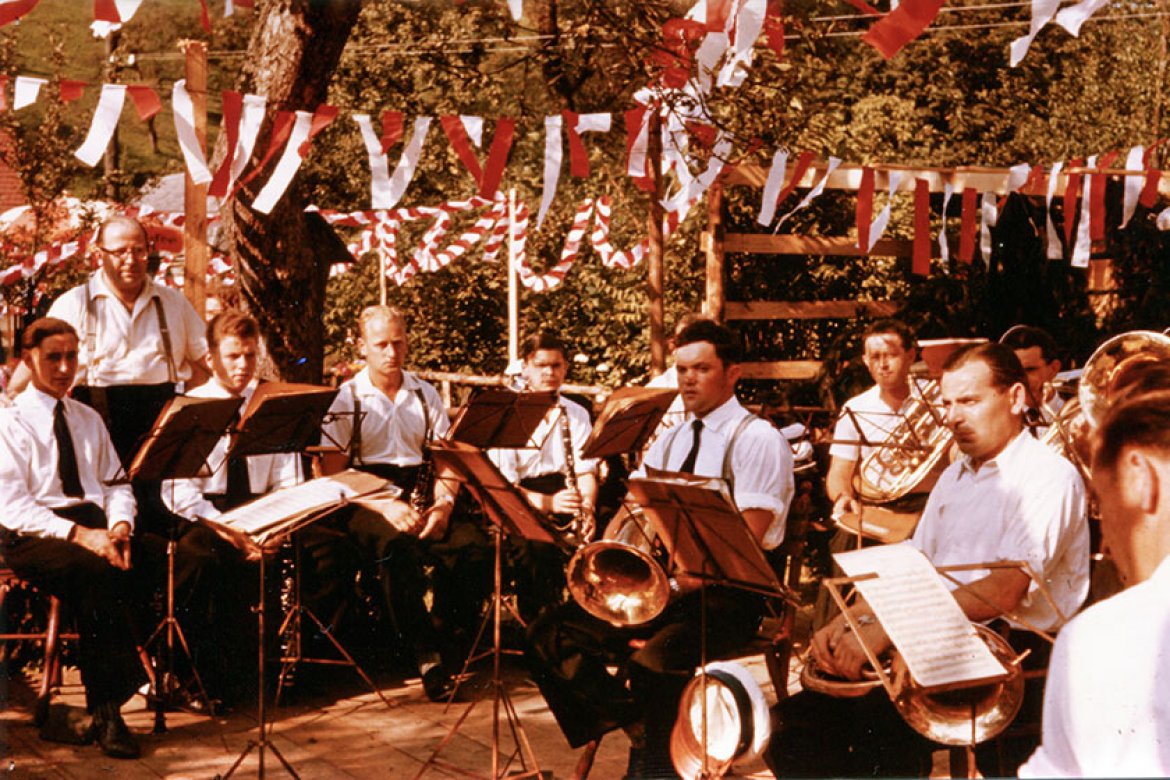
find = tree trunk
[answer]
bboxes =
[218,0,361,383]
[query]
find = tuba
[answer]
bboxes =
[799,623,1024,746]
[1079,330,1170,429]
[566,508,672,626]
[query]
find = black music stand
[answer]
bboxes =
[128,394,243,730]
[228,382,339,459]
[624,473,791,778]
[210,472,403,780]
[413,440,557,780]
[447,387,558,448]
[580,386,677,460]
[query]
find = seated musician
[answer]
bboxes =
[0,318,146,758]
[768,342,1089,778]
[489,330,599,623]
[1021,389,1170,777]
[814,319,925,627]
[1000,324,1065,430]
[317,304,457,701]
[160,310,302,704]
[526,320,794,778]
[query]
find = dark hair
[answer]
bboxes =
[207,309,259,350]
[862,318,916,352]
[942,342,1028,390]
[999,325,1059,364]
[22,317,78,350]
[1095,389,1170,473]
[96,215,149,248]
[520,330,568,361]
[675,319,742,365]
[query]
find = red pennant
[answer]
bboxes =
[843,0,882,15]
[624,107,653,192]
[0,0,39,28]
[126,85,161,120]
[686,121,718,150]
[763,0,786,56]
[1090,150,1119,242]
[209,91,242,198]
[59,79,86,103]
[233,110,296,195]
[440,116,515,196]
[1022,164,1046,197]
[958,187,978,264]
[297,104,339,158]
[1062,159,1084,249]
[380,110,404,154]
[912,178,931,276]
[93,0,119,23]
[563,111,590,178]
[0,75,7,112]
[774,151,815,209]
[706,0,734,31]
[862,0,945,59]
[198,0,211,33]
[1139,144,1163,208]
[856,166,875,253]
[479,117,515,197]
[655,18,705,89]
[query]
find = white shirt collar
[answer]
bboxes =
[690,394,747,433]
[957,427,1030,478]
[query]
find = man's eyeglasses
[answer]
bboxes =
[98,245,149,261]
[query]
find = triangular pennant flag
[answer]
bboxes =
[381,110,404,154]
[1062,159,1084,249]
[209,91,243,197]
[772,150,815,211]
[198,0,211,33]
[126,84,161,120]
[1140,145,1163,208]
[562,110,611,178]
[171,79,212,184]
[441,115,484,183]
[253,110,318,214]
[912,178,931,276]
[757,148,788,226]
[479,117,515,197]
[856,166,875,252]
[59,79,86,103]
[296,104,339,157]
[232,109,296,195]
[537,115,562,229]
[624,106,651,181]
[862,0,945,59]
[212,92,265,199]
[1071,154,1097,268]
[93,0,119,22]
[0,0,40,29]
[13,76,45,110]
[75,84,127,167]
[1045,161,1065,260]
[1090,150,1118,242]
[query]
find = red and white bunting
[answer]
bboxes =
[1045,161,1065,259]
[440,116,516,197]
[13,76,45,110]
[211,92,267,198]
[537,115,564,228]
[865,171,904,249]
[1071,153,1097,268]
[939,181,954,264]
[862,0,946,59]
[757,148,789,226]
[1121,145,1145,228]
[355,113,431,210]
[253,106,338,214]
[1055,0,1113,37]
[774,156,840,230]
[172,79,212,184]
[0,0,38,29]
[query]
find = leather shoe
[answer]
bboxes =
[421,665,456,703]
[91,704,140,759]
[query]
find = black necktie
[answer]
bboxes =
[678,419,703,474]
[54,401,85,498]
[224,412,252,508]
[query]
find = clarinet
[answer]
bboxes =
[556,405,590,549]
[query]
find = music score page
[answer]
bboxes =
[834,544,1008,690]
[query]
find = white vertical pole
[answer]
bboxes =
[378,251,387,305]
[507,188,519,369]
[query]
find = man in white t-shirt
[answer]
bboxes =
[1021,389,1170,777]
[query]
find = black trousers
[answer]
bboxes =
[526,587,766,750]
[0,504,146,712]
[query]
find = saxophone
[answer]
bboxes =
[555,404,591,549]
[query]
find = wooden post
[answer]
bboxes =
[507,188,519,370]
[647,110,666,377]
[704,182,725,323]
[103,30,122,202]
[181,40,209,318]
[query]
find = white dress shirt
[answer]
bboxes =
[637,396,794,550]
[0,386,135,538]
[1019,556,1170,778]
[46,271,208,387]
[162,379,304,520]
[320,368,449,467]
[489,396,599,483]
[828,385,915,465]
[907,430,1089,632]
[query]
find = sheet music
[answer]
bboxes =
[213,471,395,537]
[834,545,1007,690]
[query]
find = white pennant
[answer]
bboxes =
[939,181,954,265]
[1009,0,1060,66]
[226,94,268,195]
[757,149,789,226]
[1007,163,1031,193]
[1055,0,1112,36]
[626,110,651,177]
[172,80,212,185]
[385,117,432,210]
[1071,154,1096,268]
[718,0,767,88]
[75,84,127,167]
[776,157,842,230]
[1121,145,1145,228]
[1045,161,1065,260]
[354,113,396,209]
[980,192,998,266]
[537,115,562,229]
[867,171,905,248]
[13,76,46,110]
[662,131,735,215]
[507,0,521,21]
[575,112,611,134]
[90,0,143,38]
[252,110,315,214]
[460,115,484,148]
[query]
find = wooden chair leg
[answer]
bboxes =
[572,737,602,780]
[35,596,63,725]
